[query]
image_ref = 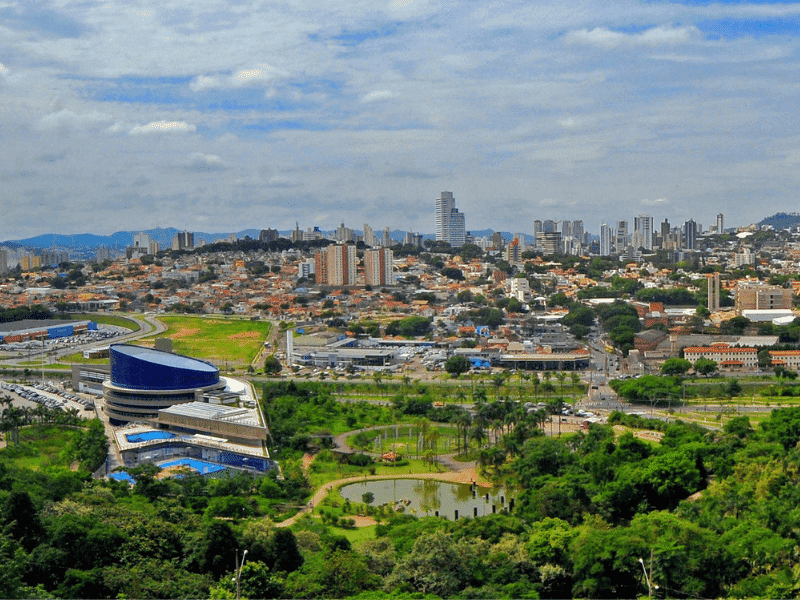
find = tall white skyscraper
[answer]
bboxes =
[633,214,654,250]
[600,223,612,256]
[716,213,724,234]
[435,191,466,247]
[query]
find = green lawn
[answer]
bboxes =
[67,312,141,332]
[143,315,272,367]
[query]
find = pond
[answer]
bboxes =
[339,478,514,520]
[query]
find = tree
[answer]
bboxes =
[384,531,478,597]
[693,358,718,377]
[661,358,691,376]
[264,355,282,375]
[444,355,471,377]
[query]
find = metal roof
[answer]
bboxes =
[111,344,217,372]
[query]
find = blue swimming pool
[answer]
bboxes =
[158,458,228,474]
[109,472,135,484]
[125,430,177,443]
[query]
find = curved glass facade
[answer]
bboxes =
[110,344,219,390]
[104,344,223,424]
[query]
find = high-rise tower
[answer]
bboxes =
[435,191,466,247]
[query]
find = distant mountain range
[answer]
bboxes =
[1,227,534,251]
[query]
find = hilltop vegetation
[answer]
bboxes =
[6,383,800,597]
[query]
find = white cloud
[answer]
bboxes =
[128,120,196,135]
[190,64,282,92]
[186,152,226,171]
[361,90,394,103]
[0,62,8,75]
[189,75,223,92]
[565,25,699,48]
[37,109,111,131]
[641,197,670,207]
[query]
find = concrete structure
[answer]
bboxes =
[684,220,697,250]
[708,272,721,312]
[171,231,194,251]
[540,231,562,255]
[435,191,466,247]
[103,344,226,425]
[600,223,612,256]
[315,244,357,286]
[633,214,654,250]
[769,350,800,370]
[735,281,793,315]
[364,248,394,286]
[128,232,159,258]
[615,220,628,252]
[20,254,42,270]
[158,402,267,444]
[0,319,97,344]
[683,345,758,372]
[258,228,279,243]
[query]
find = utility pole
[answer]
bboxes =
[639,551,658,598]
[234,548,248,600]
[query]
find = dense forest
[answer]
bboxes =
[4,384,800,597]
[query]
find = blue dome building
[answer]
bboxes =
[103,344,226,425]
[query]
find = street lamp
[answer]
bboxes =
[639,556,658,598]
[234,548,248,600]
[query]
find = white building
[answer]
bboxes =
[600,223,612,256]
[633,215,653,250]
[435,191,466,248]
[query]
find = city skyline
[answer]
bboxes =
[3,1,800,240]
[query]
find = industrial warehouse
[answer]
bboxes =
[0,318,98,344]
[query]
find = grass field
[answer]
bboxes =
[0,426,78,469]
[67,313,141,332]
[141,315,272,368]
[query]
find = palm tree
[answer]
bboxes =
[570,372,581,402]
[457,412,472,454]
[492,374,505,399]
[531,374,540,399]
[470,423,486,450]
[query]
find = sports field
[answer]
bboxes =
[144,315,272,369]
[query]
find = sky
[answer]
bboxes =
[2,0,800,241]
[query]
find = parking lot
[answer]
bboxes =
[1,380,96,414]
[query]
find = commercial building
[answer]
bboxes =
[103,344,227,425]
[364,248,394,286]
[615,220,628,252]
[684,220,697,250]
[435,191,466,248]
[0,319,97,344]
[735,281,793,315]
[599,223,612,256]
[633,214,653,250]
